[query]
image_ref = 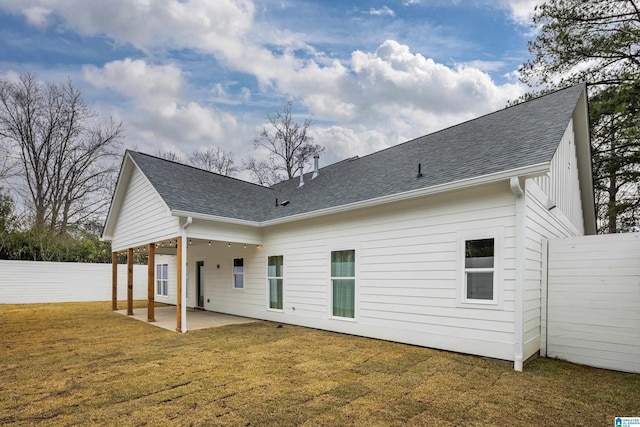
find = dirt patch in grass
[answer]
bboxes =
[1,301,639,426]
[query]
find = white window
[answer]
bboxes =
[463,238,495,302]
[331,250,355,318]
[156,263,168,297]
[233,258,244,289]
[268,255,283,310]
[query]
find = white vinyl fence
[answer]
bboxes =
[544,233,640,373]
[0,260,148,304]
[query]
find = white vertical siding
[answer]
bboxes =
[111,167,179,251]
[0,260,148,303]
[547,233,640,373]
[533,119,584,234]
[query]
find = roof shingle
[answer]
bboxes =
[129,84,585,223]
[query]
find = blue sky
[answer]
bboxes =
[0,0,540,179]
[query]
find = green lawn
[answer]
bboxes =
[1,301,638,426]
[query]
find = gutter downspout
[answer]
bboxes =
[510,176,525,372]
[179,216,192,333]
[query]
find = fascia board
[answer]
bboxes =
[101,153,132,241]
[170,210,260,227]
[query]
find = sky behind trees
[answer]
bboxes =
[0,0,540,178]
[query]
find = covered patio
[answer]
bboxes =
[115,306,258,331]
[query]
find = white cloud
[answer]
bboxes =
[1,1,529,170]
[311,127,391,166]
[501,0,540,26]
[83,59,242,156]
[22,6,50,27]
[278,40,524,135]
[368,6,395,17]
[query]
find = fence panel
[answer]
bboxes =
[0,260,148,304]
[546,233,640,373]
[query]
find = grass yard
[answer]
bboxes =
[1,302,639,426]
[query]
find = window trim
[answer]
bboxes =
[457,229,503,307]
[267,255,284,311]
[156,263,169,297]
[232,257,244,290]
[330,248,357,321]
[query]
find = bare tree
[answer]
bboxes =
[252,100,324,182]
[0,73,123,235]
[0,140,17,182]
[155,150,186,164]
[243,157,282,186]
[189,147,238,176]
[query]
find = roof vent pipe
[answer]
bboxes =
[312,154,320,179]
[298,162,305,187]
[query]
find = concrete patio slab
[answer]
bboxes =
[116,306,258,331]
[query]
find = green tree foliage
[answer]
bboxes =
[520,0,640,232]
[590,81,640,232]
[0,188,18,258]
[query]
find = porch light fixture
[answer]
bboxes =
[208,241,211,246]
[228,243,231,248]
[189,239,192,244]
[243,244,247,249]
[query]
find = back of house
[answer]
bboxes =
[103,84,595,371]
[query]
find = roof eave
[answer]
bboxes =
[261,163,550,227]
[170,210,260,227]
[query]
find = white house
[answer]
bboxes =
[102,84,595,371]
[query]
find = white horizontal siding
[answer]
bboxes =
[0,260,148,303]
[188,219,263,245]
[257,183,518,360]
[184,242,267,317]
[154,255,178,305]
[547,233,640,373]
[174,183,519,360]
[111,166,179,251]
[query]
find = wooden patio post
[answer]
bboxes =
[127,247,134,315]
[147,243,156,322]
[111,252,118,311]
[176,236,183,332]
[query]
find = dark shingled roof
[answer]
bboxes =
[130,84,585,223]
[128,151,275,222]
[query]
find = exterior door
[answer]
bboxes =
[196,261,204,308]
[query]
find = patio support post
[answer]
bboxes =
[127,247,134,316]
[176,236,183,332]
[111,252,118,311]
[147,243,156,322]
